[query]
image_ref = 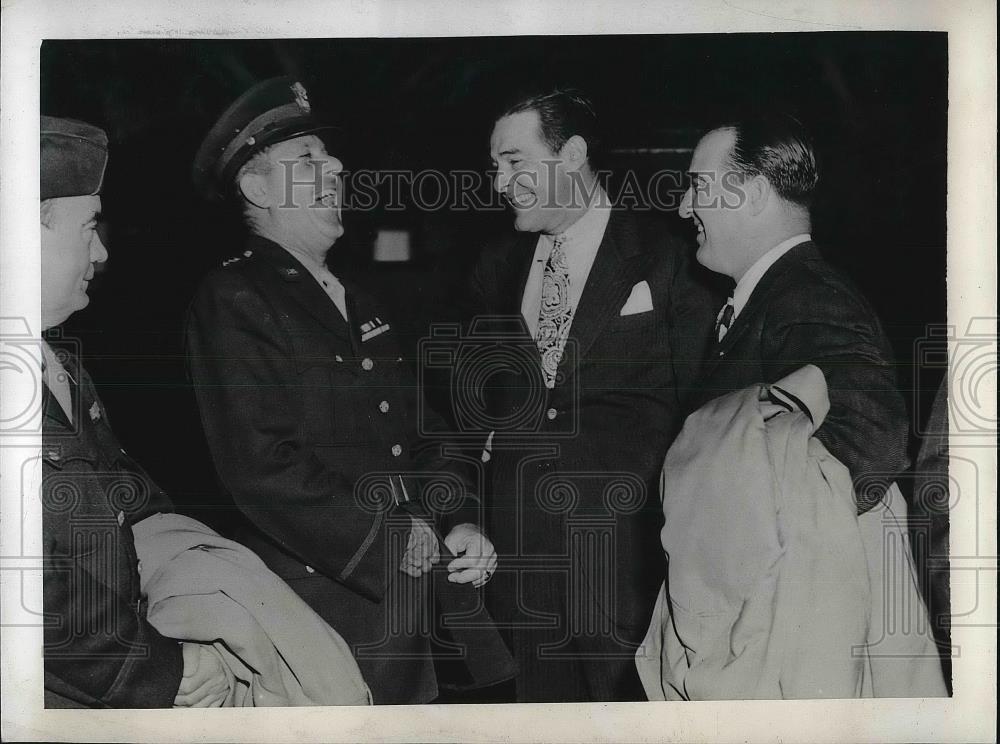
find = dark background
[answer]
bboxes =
[41,33,950,672]
[42,33,949,497]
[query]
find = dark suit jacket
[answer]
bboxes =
[186,235,512,703]
[42,350,182,708]
[466,209,719,642]
[691,241,910,511]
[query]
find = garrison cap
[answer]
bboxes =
[192,76,336,201]
[40,116,109,200]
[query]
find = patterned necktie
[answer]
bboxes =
[716,297,735,342]
[537,235,572,388]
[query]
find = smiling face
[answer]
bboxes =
[243,134,344,253]
[490,110,573,235]
[41,195,106,330]
[679,127,752,279]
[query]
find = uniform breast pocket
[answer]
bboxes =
[290,337,367,446]
[290,331,343,374]
[325,364,381,448]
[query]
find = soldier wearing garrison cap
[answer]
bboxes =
[186,77,513,703]
[40,116,231,707]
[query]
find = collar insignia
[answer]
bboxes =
[222,250,252,268]
[89,402,101,421]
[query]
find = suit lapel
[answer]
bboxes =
[704,241,816,373]
[40,341,80,430]
[506,232,540,315]
[251,237,352,343]
[557,210,647,385]
[42,381,72,430]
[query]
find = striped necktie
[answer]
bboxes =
[716,297,735,342]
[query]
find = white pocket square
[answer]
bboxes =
[619,280,653,316]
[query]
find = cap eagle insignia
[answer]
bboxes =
[291,82,311,113]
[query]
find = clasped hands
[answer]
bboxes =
[400,517,497,588]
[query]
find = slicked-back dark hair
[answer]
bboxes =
[498,87,602,166]
[722,113,819,208]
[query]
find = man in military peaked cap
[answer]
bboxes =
[40,116,231,707]
[186,77,513,704]
[192,78,330,202]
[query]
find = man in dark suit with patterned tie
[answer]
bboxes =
[678,114,909,511]
[465,88,719,701]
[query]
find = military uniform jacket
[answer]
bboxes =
[42,349,182,708]
[186,236,504,704]
[467,210,720,645]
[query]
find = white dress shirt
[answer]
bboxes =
[520,187,612,339]
[482,188,613,463]
[283,246,348,321]
[731,233,812,322]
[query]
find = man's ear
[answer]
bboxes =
[560,135,589,172]
[239,172,271,209]
[747,175,770,216]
